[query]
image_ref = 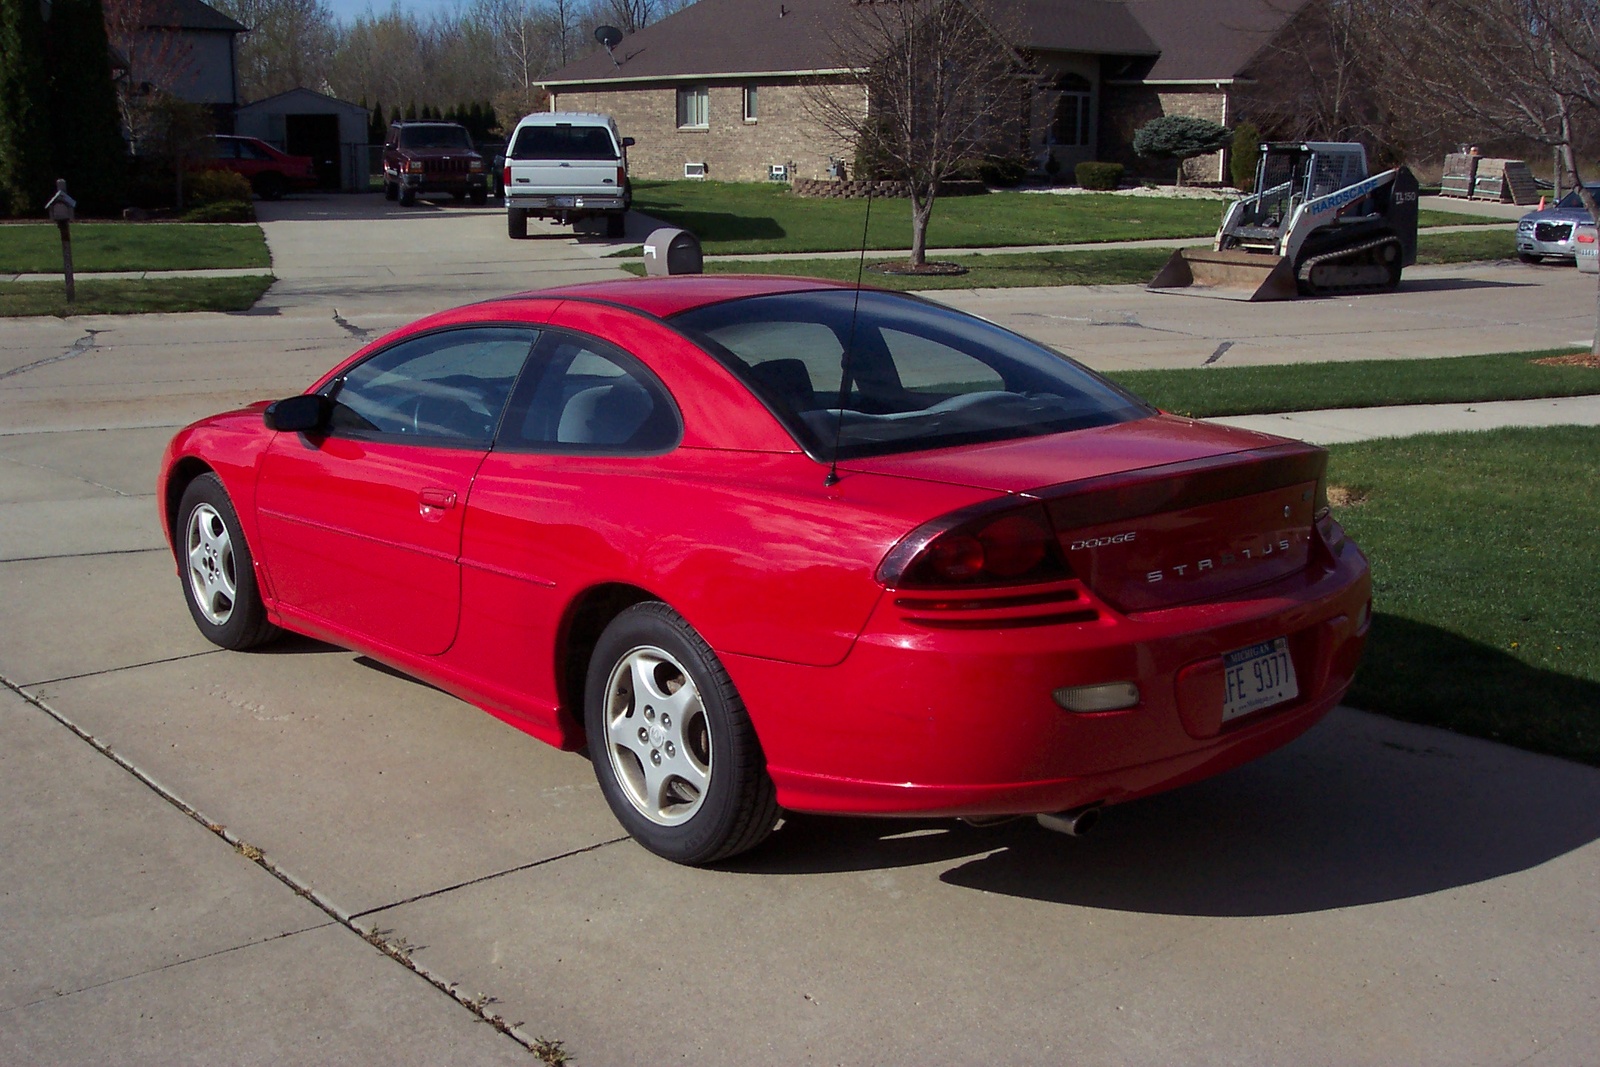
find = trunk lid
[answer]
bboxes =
[845,416,1324,611]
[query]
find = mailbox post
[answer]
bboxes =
[45,179,77,303]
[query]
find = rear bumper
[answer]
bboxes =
[726,542,1371,818]
[507,193,627,213]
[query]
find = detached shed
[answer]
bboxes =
[235,88,372,192]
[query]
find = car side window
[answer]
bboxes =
[325,326,539,446]
[498,331,680,453]
[238,140,272,161]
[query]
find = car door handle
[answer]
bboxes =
[418,488,457,510]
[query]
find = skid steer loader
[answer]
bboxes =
[1148,142,1419,301]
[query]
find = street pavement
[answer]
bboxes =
[2,192,1597,1065]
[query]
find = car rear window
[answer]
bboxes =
[511,124,619,161]
[671,290,1150,460]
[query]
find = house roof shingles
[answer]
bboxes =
[542,0,1306,88]
[139,0,247,34]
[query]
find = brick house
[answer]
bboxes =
[541,0,1313,183]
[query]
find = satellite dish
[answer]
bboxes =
[595,24,623,50]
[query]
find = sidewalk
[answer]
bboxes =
[1207,393,1600,444]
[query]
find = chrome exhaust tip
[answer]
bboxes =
[1036,804,1102,837]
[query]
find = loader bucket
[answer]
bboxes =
[1147,248,1299,301]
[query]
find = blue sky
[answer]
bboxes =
[323,0,468,25]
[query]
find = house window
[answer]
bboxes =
[1052,73,1093,148]
[677,85,709,129]
[743,85,758,123]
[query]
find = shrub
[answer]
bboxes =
[1133,115,1233,186]
[182,199,255,223]
[1075,161,1124,190]
[1230,122,1261,190]
[976,154,1028,187]
[188,169,253,205]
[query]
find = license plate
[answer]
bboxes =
[1222,637,1298,722]
[552,195,574,207]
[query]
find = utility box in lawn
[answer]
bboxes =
[643,228,703,276]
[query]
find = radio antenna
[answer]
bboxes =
[825,188,873,487]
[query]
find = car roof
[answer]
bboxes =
[515,274,859,318]
[516,112,618,127]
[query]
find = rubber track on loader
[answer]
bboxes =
[1295,236,1403,297]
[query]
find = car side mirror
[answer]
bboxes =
[264,393,332,433]
[622,137,636,148]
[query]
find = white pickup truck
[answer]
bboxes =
[504,112,634,239]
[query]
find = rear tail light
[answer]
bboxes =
[879,504,1072,588]
[617,165,627,187]
[1580,232,1596,244]
[503,164,511,188]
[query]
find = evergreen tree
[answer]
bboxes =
[0,0,54,215]
[389,105,400,126]
[44,0,126,211]
[405,100,416,120]
[369,99,386,143]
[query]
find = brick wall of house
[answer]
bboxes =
[1101,85,1231,183]
[553,79,859,182]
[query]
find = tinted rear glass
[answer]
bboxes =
[672,290,1150,460]
[511,124,619,161]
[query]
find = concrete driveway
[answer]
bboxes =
[3,202,1597,1065]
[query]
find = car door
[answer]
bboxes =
[255,325,539,656]
[449,329,681,719]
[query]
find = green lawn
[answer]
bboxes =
[618,228,1519,289]
[0,276,274,316]
[628,180,1503,255]
[1329,426,1600,764]
[1107,348,1597,418]
[0,222,271,273]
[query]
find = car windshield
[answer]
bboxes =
[399,125,472,150]
[510,124,620,161]
[672,290,1151,461]
[1555,186,1600,211]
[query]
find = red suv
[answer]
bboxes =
[382,122,489,206]
[199,135,318,200]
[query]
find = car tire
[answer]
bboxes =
[606,212,627,238]
[253,173,286,201]
[384,180,398,201]
[1518,252,1541,264]
[399,186,416,207]
[470,187,488,206]
[508,208,528,239]
[176,473,280,651]
[585,603,780,865]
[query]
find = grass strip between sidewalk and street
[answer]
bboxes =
[627,180,1502,256]
[0,275,274,316]
[617,230,1517,289]
[1105,348,1599,418]
[1327,425,1599,765]
[0,222,271,273]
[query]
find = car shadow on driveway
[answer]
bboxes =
[727,707,1600,917]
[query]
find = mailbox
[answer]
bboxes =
[642,227,702,276]
[45,179,75,223]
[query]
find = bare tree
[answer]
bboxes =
[213,0,337,100]
[809,0,1030,267]
[1236,0,1387,147]
[103,0,195,152]
[1362,0,1600,353]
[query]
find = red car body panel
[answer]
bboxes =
[198,135,318,192]
[159,276,1371,820]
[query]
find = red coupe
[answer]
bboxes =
[160,276,1370,864]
